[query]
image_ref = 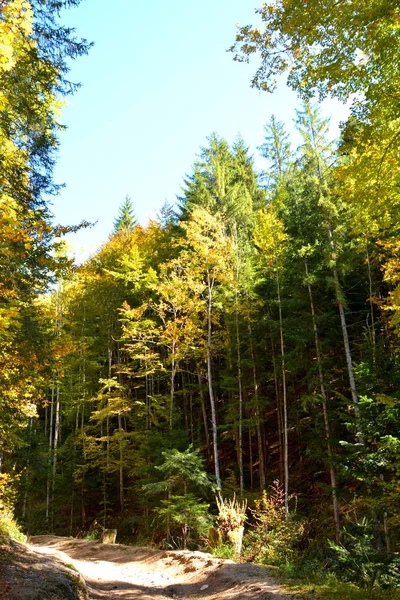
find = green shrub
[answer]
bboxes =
[328,517,400,590]
[0,506,26,543]
[211,542,236,559]
[82,520,102,541]
[156,493,212,549]
[243,480,304,566]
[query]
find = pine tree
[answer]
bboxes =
[113,196,137,233]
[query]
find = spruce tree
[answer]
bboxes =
[113,196,137,233]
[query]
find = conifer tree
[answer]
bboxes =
[113,195,138,233]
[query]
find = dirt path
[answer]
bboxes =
[29,536,294,600]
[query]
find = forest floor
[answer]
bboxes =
[28,535,296,600]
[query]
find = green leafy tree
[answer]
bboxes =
[0,0,90,514]
[230,0,400,123]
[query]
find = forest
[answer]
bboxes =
[1,1,400,597]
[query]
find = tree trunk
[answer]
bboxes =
[46,384,55,523]
[305,257,341,542]
[118,413,124,513]
[22,418,33,521]
[51,383,60,533]
[198,373,210,457]
[169,351,176,431]
[234,231,244,492]
[248,323,266,490]
[276,268,289,516]
[365,242,376,367]
[207,272,221,490]
[235,288,244,492]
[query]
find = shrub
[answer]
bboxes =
[216,494,247,534]
[243,480,304,565]
[0,506,26,543]
[328,517,400,590]
[156,493,212,549]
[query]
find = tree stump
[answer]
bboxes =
[99,529,117,544]
[207,527,222,549]
[227,526,244,556]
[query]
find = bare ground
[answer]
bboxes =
[29,536,297,600]
[0,536,87,600]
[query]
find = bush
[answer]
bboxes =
[82,520,103,541]
[243,480,304,565]
[216,494,247,534]
[0,506,26,543]
[328,517,400,590]
[156,493,212,549]
[211,542,236,559]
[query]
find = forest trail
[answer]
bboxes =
[29,536,294,600]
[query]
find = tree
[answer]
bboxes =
[178,133,265,236]
[144,446,214,548]
[230,0,400,123]
[254,207,289,514]
[259,116,292,190]
[113,196,138,234]
[180,207,234,490]
[0,0,90,506]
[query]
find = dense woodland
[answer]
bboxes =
[1,0,400,594]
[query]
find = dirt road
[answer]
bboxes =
[29,536,294,600]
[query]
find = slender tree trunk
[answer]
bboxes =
[22,418,33,521]
[117,347,125,514]
[198,373,210,457]
[235,289,244,492]
[326,223,361,421]
[103,342,113,527]
[234,231,244,492]
[81,407,86,529]
[145,352,150,430]
[118,413,124,513]
[51,383,60,532]
[248,323,266,490]
[365,242,376,367]
[271,338,284,484]
[305,257,341,542]
[46,384,55,523]
[276,267,289,515]
[44,404,48,438]
[207,273,221,489]
[249,428,254,490]
[189,376,194,444]
[169,350,176,431]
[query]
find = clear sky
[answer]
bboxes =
[53,0,348,260]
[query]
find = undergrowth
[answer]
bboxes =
[0,506,26,543]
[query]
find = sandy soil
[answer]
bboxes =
[29,536,295,600]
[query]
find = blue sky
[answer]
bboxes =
[53,0,348,259]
